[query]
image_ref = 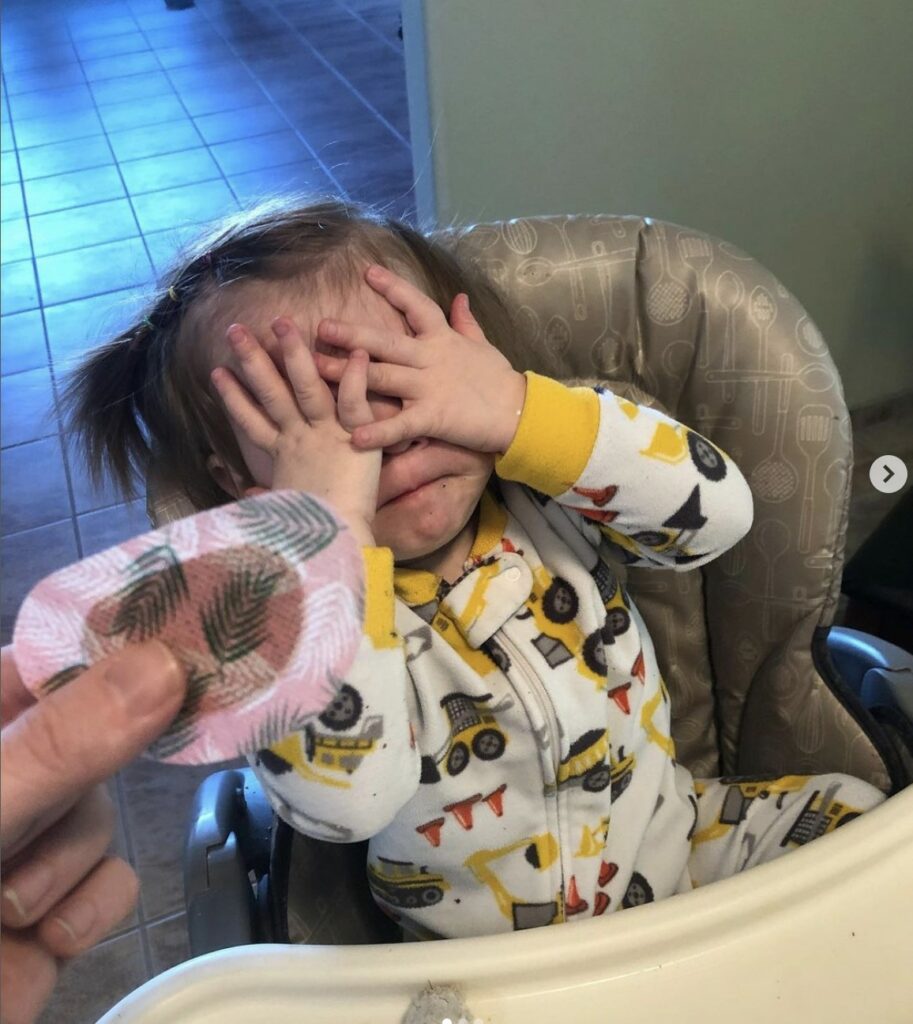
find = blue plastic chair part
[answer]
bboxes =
[827,626,913,717]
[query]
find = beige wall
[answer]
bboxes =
[403,0,913,409]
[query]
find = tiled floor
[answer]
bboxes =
[1,0,411,1020]
[1,2,910,1022]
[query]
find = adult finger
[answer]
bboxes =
[272,318,335,424]
[1,646,35,728]
[210,366,280,452]
[316,318,423,368]
[225,324,300,431]
[1,787,114,928]
[36,857,139,959]
[0,930,58,1024]
[0,641,185,856]
[362,264,446,336]
[351,407,430,452]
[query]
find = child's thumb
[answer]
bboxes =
[450,293,487,343]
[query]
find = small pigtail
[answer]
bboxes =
[59,316,160,502]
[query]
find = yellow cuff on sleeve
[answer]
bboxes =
[362,547,400,649]
[495,372,601,496]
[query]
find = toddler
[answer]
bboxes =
[63,199,885,939]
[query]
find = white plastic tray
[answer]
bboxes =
[99,786,913,1024]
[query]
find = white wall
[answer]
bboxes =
[403,0,913,408]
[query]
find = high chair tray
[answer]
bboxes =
[99,787,913,1023]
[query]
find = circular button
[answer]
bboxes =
[869,455,908,494]
[506,567,522,582]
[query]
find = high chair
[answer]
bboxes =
[104,214,913,1024]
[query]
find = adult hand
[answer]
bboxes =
[0,641,186,1024]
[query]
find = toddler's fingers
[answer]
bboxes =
[351,407,428,451]
[449,293,487,344]
[210,367,279,451]
[225,324,300,432]
[361,264,445,336]
[315,352,419,400]
[336,350,374,432]
[271,318,335,424]
[317,318,423,368]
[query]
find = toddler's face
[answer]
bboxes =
[213,277,494,563]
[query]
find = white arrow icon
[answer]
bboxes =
[870,455,908,494]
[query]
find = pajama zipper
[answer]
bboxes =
[496,631,566,910]
[497,632,560,777]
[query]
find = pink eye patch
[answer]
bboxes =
[12,491,364,765]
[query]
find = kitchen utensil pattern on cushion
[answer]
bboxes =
[12,491,364,765]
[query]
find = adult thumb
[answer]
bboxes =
[0,641,186,851]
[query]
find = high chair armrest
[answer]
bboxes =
[828,627,913,787]
[184,768,274,957]
[827,626,913,711]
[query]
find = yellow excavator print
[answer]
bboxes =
[691,775,812,846]
[464,832,565,930]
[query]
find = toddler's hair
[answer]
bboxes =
[60,197,517,513]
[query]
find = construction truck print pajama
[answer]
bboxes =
[249,372,886,938]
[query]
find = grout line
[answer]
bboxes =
[334,0,404,59]
[249,0,411,150]
[2,68,87,558]
[113,771,155,979]
[145,4,350,201]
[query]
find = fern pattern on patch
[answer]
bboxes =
[109,545,189,641]
[232,492,339,562]
[202,566,283,665]
[42,663,88,695]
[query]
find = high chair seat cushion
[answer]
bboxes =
[13,491,364,764]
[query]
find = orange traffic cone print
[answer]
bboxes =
[565,875,589,916]
[415,817,446,847]
[483,784,507,816]
[593,891,610,916]
[599,861,619,887]
[573,484,618,509]
[631,650,645,684]
[608,682,631,714]
[443,794,482,830]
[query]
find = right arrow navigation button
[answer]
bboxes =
[870,455,908,494]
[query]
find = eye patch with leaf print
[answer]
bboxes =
[12,491,364,764]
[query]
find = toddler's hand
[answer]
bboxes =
[210,319,379,546]
[313,265,527,454]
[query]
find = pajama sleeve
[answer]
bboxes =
[495,371,753,570]
[247,546,422,842]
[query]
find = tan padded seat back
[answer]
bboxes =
[147,214,891,791]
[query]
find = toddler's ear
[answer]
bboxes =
[206,452,246,499]
[449,292,487,344]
